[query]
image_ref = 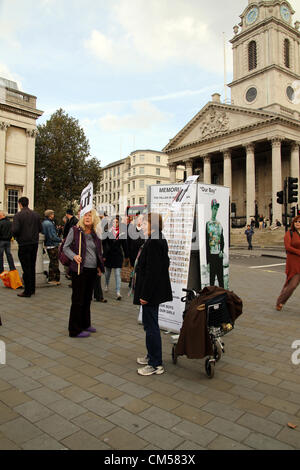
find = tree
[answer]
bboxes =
[35,109,102,220]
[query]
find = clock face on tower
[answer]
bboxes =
[246,7,259,25]
[280,5,291,22]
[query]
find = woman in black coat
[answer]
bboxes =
[102,216,129,300]
[133,213,172,376]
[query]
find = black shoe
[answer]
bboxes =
[17,292,31,298]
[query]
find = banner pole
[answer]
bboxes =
[78,231,82,275]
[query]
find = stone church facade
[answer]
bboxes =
[0,78,43,215]
[165,0,300,225]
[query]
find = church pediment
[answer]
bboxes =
[164,103,277,151]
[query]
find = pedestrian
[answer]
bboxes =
[92,212,108,303]
[244,224,254,250]
[63,209,78,239]
[133,213,173,376]
[259,214,264,230]
[206,199,225,288]
[0,210,16,274]
[12,197,42,298]
[42,210,61,285]
[102,215,129,300]
[276,216,300,311]
[63,209,105,338]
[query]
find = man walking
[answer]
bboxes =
[245,224,254,250]
[42,210,61,285]
[12,197,42,297]
[0,211,16,274]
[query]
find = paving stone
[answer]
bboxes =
[144,392,181,411]
[118,381,153,399]
[237,412,283,437]
[61,430,111,450]
[206,417,251,442]
[81,396,120,417]
[21,434,67,450]
[260,395,300,415]
[140,406,183,429]
[59,385,94,403]
[35,413,79,440]
[27,387,62,405]
[0,388,32,407]
[71,412,115,437]
[88,383,123,401]
[0,403,19,425]
[14,400,54,423]
[244,432,294,450]
[112,395,151,414]
[232,398,272,418]
[47,398,86,420]
[38,375,72,391]
[102,427,148,450]
[8,376,42,392]
[95,372,128,387]
[107,409,149,433]
[175,441,206,451]
[137,423,184,450]
[171,420,217,448]
[208,435,251,450]
[172,404,213,426]
[276,427,300,448]
[0,435,21,450]
[0,417,43,444]
[268,410,300,428]
[202,401,245,422]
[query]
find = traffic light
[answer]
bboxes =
[277,190,284,205]
[288,177,298,204]
[291,206,296,218]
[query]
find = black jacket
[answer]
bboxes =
[133,231,173,306]
[63,216,78,239]
[102,227,129,269]
[0,217,13,241]
[127,224,145,267]
[12,208,42,246]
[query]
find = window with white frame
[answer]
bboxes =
[156,168,160,176]
[139,180,144,189]
[139,197,144,204]
[140,167,144,175]
[7,189,19,215]
[156,155,160,164]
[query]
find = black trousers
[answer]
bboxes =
[18,243,38,295]
[93,274,104,300]
[69,268,97,337]
[209,254,224,288]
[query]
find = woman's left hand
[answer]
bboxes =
[140,299,148,305]
[97,268,103,277]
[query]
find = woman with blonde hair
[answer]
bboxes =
[276,215,300,311]
[63,209,105,337]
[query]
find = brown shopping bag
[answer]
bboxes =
[0,271,11,288]
[8,270,23,290]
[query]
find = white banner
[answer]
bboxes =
[197,184,230,290]
[140,181,197,333]
[80,182,93,218]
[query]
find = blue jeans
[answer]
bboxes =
[142,304,162,368]
[0,241,16,273]
[105,267,121,293]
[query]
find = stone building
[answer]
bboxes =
[0,77,43,215]
[165,0,300,225]
[96,150,184,216]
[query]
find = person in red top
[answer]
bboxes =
[276,216,300,311]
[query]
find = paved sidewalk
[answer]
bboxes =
[0,263,300,451]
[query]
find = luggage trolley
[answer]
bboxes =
[171,288,234,379]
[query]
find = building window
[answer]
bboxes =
[246,87,257,103]
[7,189,19,215]
[132,198,135,205]
[156,168,160,176]
[284,39,290,68]
[156,181,161,185]
[132,180,136,190]
[156,155,160,164]
[140,167,144,175]
[139,197,144,204]
[248,41,257,71]
[128,184,130,193]
[140,154,145,162]
[139,180,144,189]
[133,168,136,175]
[113,168,116,177]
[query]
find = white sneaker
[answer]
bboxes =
[137,356,148,365]
[104,285,108,292]
[116,292,122,300]
[137,365,164,376]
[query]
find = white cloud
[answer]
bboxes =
[84,0,234,73]
[98,101,171,132]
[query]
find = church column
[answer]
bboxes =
[185,159,194,178]
[203,155,211,184]
[271,137,283,224]
[26,129,38,208]
[0,122,10,211]
[168,163,177,184]
[291,141,300,209]
[223,149,232,200]
[245,143,256,224]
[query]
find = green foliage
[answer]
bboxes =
[35,109,101,221]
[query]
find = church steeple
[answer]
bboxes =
[228,1,300,114]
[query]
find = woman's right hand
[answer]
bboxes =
[73,255,82,265]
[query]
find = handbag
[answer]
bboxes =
[8,270,23,290]
[0,271,10,288]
